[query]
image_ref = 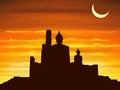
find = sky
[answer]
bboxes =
[0,0,120,84]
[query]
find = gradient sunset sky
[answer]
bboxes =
[0,0,120,84]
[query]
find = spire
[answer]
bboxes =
[76,49,80,55]
[56,31,63,44]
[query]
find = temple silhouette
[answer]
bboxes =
[0,30,120,90]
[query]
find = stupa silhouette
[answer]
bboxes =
[0,30,120,90]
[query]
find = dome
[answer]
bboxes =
[56,31,63,44]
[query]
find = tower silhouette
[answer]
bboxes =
[46,30,51,46]
[41,30,52,63]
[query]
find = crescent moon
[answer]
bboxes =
[92,4,109,18]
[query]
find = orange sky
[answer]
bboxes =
[0,0,120,84]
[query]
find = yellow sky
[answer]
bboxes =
[0,29,120,84]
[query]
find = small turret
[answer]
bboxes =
[74,49,82,64]
[30,56,35,63]
[30,56,35,78]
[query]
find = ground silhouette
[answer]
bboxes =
[0,30,120,90]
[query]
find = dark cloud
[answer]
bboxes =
[0,0,24,5]
[107,0,120,4]
[0,0,91,13]
[92,0,120,4]
[0,0,119,30]
[0,0,119,14]
[0,8,89,13]
[0,0,119,16]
